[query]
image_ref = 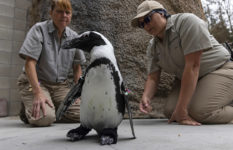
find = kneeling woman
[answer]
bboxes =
[131,0,233,125]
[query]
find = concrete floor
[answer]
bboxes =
[1,117,233,150]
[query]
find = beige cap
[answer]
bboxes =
[131,0,165,28]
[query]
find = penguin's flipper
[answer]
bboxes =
[56,77,85,121]
[125,94,136,139]
[121,84,136,139]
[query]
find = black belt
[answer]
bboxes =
[223,42,233,61]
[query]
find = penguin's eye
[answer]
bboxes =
[81,32,89,37]
[80,35,89,41]
[83,34,89,38]
[79,34,88,41]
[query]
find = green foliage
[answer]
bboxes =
[202,0,233,42]
[210,21,232,43]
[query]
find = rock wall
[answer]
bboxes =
[29,0,205,118]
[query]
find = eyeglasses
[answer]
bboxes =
[55,9,71,15]
[138,10,157,28]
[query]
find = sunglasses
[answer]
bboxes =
[138,10,157,28]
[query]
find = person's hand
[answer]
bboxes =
[32,92,53,119]
[74,98,81,104]
[168,108,201,126]
[139,96,152,114]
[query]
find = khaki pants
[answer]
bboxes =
[17,73,80,126]
[164,61,233,124]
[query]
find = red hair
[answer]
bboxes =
[51,0,72,12]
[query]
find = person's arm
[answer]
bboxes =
[73,64,82,84]
[140,71,161,113]
[25,56,53,119]
[169,50,202,126]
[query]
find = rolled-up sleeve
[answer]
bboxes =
[178,14,212,55]
[73,49,86,65]
[19,24,43,60]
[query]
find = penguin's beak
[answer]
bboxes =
[62,38,81,49]
[62,31,98,53]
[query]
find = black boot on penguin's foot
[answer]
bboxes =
[67,125,91,141]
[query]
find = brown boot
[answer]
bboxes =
[19,103,29,124]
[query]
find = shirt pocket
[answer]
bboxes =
[169,33,181,50]
[60,49,76,75]
[38,40,54,64]
[168,34,185,71]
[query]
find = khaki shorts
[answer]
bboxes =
[164,61,233,124]
[17,73,80,126]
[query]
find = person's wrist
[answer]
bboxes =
[33,87,42,96]
[175,105,188,114]
[142,93,148,99]
[142,94,151,102]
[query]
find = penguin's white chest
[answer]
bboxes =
[80,64,123,131]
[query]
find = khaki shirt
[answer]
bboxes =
[147,13,230,79]
[19,20,86,83]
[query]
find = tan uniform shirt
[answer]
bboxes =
[147,13,230,79]
[19,20,86,83]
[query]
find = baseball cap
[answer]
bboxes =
[131,0,165,28]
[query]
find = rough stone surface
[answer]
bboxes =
[28,0,205,118]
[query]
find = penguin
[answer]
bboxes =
[56,31,135,145]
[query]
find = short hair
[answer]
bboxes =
[51,0,72,12]
[153,9,170,19]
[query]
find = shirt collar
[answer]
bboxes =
[48,20,71,38]
[165,16,174,30]
[48,20,56,33]
[153,15,174,42]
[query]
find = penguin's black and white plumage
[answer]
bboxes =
[56,31,135,145]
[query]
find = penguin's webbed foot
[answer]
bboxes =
[100,135,115,145]
[99,128,118,145]
[67,125,91,141]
